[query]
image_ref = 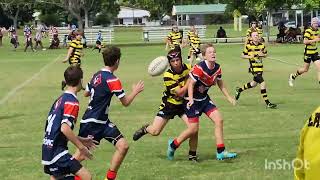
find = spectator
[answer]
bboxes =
[277,22,287,43]
[216,26,227,38]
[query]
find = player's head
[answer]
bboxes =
[167,48,183,73]
[75,31,82,40]
[102,46,121,69]
[64,65,83,91]
[251,21,257,28]
[251,31,259,42]
[311,17,319,29]
[190,25,195,32]
[201,43,216,62]
[172,25,179,32]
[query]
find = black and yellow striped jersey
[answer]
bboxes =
[167,31,182,49]
[242,41,267,73]
[246,27,263,38]
[294,106,320,180]
[69,39,83,65]
[187,31,201,49]
[304,27,319,55]
[162,63,191,105]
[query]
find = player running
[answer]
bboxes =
[62,31,84,90]
[184,25,202,65]
[133,48,199,161]
[74,46,144,180]
[166,25,183,51]
[235,31,277,109]
[167,43,237,161]
[289,17,320,87]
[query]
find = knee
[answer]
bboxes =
[188,125,199,135]
[148,127,161,136]
[214,118,223,126]
[117,141,129,153]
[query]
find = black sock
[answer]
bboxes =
[170,139,180,150]
[99,48,101,53]
[217,146,225,153]
[261,89,270,105]
[239,82,252,92]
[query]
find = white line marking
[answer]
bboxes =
[0,55,61,105]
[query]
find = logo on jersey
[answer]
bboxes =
[93,74,102,87]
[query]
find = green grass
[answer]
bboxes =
[0,38,317,180]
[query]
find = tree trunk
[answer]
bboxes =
[77,18,83,31]
[84,9,89,28]
[7,7,20,29]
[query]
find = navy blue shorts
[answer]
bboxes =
[44,155,82,178]
[184,97,217,123]
[78,121,123,146]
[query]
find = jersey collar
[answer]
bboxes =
[101,68,112,73]
[64,90,78,99]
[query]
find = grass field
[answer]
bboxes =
[0,38,318,180]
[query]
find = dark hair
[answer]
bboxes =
[64,65,83,87]
[102,46,121,66]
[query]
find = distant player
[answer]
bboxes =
[289,17,320,87]
[9,27,19,50]
[42,66,95,180]
[34,24,46,50]
[294,106,320,180]
[94,30,103,53]
[235,31,277,109]
[167,43,237,161]
[62,31,84,90]
[166,25,183,51]
[74,46,144,180]
[246,21,263,43]
[184,25,202,64]
[24,26,35,52]
[133,49,199,161]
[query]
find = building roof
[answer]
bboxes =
[172,4,227,15]
[118,6,150,18]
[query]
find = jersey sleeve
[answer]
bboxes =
[85,81,92,93]
[106,78,125,99]
[294,120,308,180]
[189,64,203,82]
[62,101,79,127]
[304,30,312,40]
[242,44,250,55]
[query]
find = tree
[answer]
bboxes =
[0,0,35,28]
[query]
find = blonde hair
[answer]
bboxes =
[200,43,215,56]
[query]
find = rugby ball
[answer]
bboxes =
[148,56,169,76]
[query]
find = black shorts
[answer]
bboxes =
[26,39,32,46]
[10,38,16,44]
[252,72,264,83]
[304,53,320,63]
[96,40,102,45]
[156,101,184,120]
[44,157,82,178]
[78,121,124,146]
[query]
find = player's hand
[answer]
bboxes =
[187,99,194,109]
[228,97,236,106]
[132,80,144,94]
[62,58,68,63]
[79,146,93,160]
[79,136,98,151]
[258,52,266,57]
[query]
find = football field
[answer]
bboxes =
[0,42,318,180]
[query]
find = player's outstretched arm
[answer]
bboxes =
[187,79,196,108]
[303,37,320,45]
[217,79,236,106]
[61,123,93,160]
[63,47,74,63]
[119,80,144,107]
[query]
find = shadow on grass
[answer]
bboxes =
[0,113,24,120]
